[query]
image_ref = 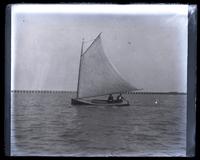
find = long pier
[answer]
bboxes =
[11,90,74,94]
[11,90,186,95]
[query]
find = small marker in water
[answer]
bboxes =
[155,99,158,104]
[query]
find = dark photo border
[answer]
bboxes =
[1,1,198,159]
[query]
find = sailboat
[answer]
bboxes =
[71,33,138,106]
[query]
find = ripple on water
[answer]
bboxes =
[11,93,187,156]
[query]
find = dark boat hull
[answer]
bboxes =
[71,98,129,106]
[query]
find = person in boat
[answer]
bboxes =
[107,94,114,103]
[116,93,124,102]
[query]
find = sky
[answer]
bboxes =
[11,4,188,92]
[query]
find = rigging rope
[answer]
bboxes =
[84,39,95,43]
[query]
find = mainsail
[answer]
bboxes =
[77,33,137,98]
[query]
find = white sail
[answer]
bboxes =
[77,33,137,98]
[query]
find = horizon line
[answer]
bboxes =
[10,90,187,94]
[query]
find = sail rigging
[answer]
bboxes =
[77,33,137,98]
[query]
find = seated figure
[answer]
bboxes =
[116,93,123,102]
[107,94,114,103]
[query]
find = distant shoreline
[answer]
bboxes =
[10,90,187,95]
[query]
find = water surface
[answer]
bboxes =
[11,92,186,156]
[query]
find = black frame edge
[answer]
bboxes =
[186,4,197,157]
[5,4,12,156]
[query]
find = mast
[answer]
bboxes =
[76,38,84,98]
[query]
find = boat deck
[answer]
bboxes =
[71,98,129,106]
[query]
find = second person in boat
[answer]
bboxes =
[116,93,124,102]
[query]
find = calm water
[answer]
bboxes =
[11,92,186,156]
